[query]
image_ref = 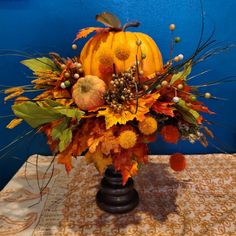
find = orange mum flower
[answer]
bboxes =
[160,125,179,144]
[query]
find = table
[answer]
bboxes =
[0,154,236,236]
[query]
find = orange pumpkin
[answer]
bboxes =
[78,13,163,85]
[72,75,107,111]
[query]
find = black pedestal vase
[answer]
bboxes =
[96,165,139,214]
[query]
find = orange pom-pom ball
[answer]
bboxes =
[138,116,158,135]
[119,130,137,149]
[160,125,179,144]
[169,153,186,171]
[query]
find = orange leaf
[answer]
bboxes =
[57,148,73,173]
[113,150,132,171]
[131,143,148,164]
[203,126,214,138]
[4,91,24,102]
[152,101,175,117]
[197,115,203,124]
[160,125,179,144]
[190,104,215,114]
[113,144,146,185]
[85,150,112,174]
[121,161,138,185]
[74,27,109,42]
[6,118,23,129]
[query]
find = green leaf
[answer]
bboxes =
[12,99,84,131]
[43,99,62,107]
[176,99,200,125]
[58,128,72,152]
[170,62,192,85]
[53,107,84,121]
[37,99,85,121]
[21,57,57,73]
[12,101,64,128]
[51,118,70,141]
[177,109,198,125]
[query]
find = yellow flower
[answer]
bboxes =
[119,130,137,149]
[138,116,158,135]
[97,92,160,129]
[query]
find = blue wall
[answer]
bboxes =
[0,0,236,189]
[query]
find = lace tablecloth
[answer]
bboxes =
[0,154,235,236]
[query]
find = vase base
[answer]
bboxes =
[96,189,139,214]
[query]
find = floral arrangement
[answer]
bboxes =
[3,12,229,185]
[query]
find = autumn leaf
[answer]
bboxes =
[12,101,64,128]
[190,104,215,114]
[85,150,112,174]
[87,137,101,153]
[21,57,57,73]
[58,128,72,152]
[120,161,138,185]
[96,12,121,28]
[203,126,214,138]
[4,91,24,102]
[6,118,23,129]
[152,101,175,117]
[74,27,109,42]
[57,148,73,173]
[176,99,201,125]
[57,124,93,173]
[132,143,149,164]
[4,87,24,94]
[170,62,192,85]
[87,126,120,155]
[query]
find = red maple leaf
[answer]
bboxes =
[74,27,109,42]
[152,101,175,117]
[190,104,215,114]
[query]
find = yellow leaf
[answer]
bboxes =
[4,87,24,94]
[14,96,30,104]
[87,128,120,155]
[85,150,112,175]
[6,118,23,129]
[88,137,101,153]
[4,91,24,102]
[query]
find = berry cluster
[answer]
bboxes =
[104,66,138,112]
[60,59,84,89]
